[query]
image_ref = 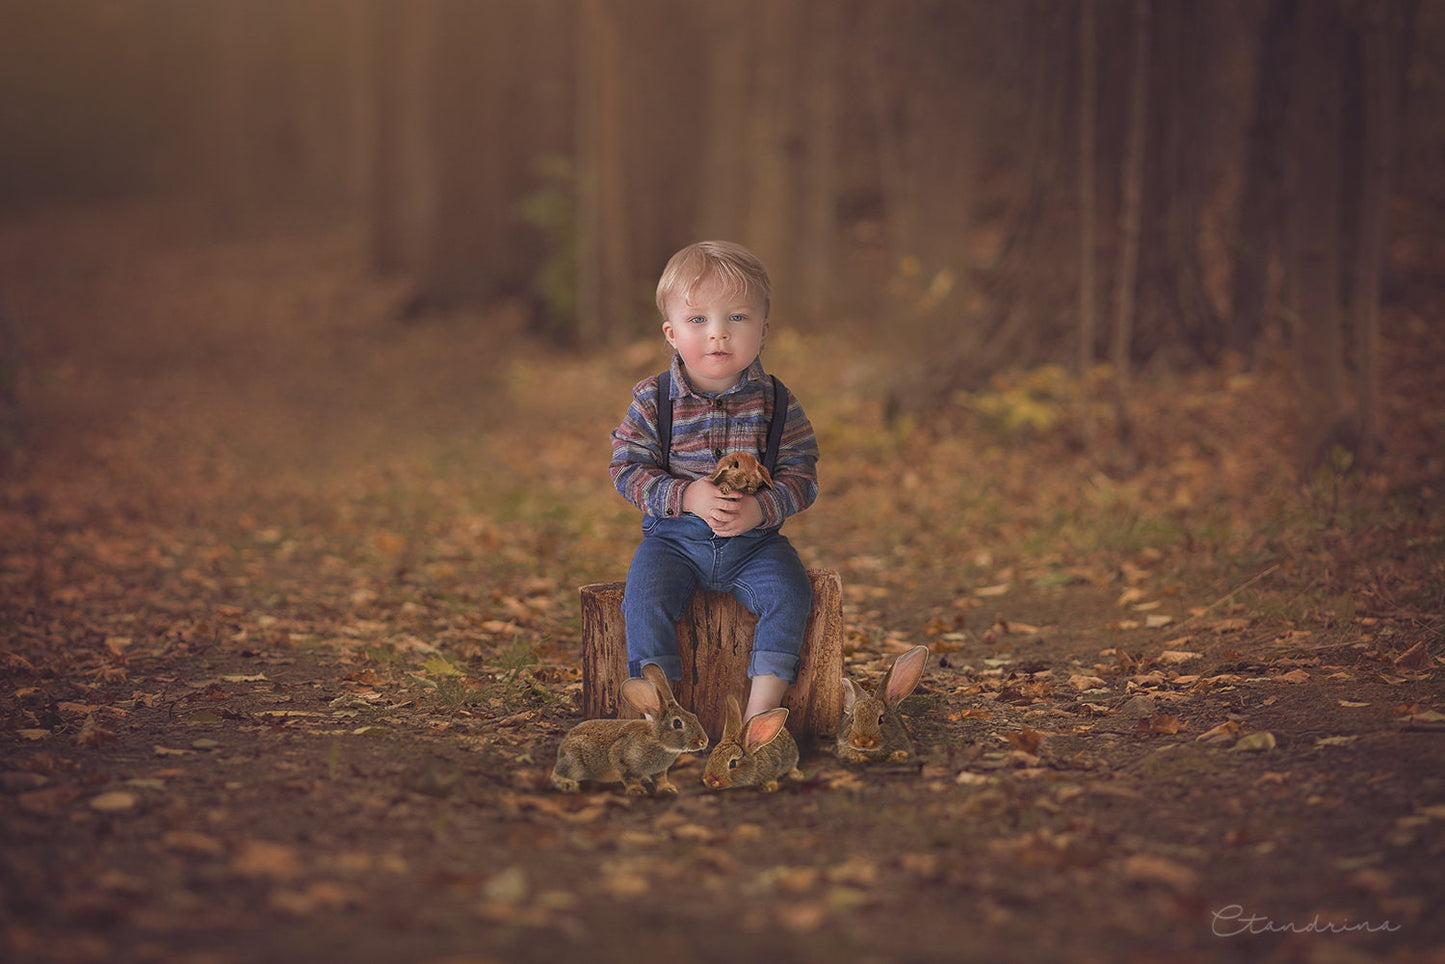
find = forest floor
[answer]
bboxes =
[1,204,1443,964]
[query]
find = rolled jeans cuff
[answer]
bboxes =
[749,649,801,684]
[629,655,682,682]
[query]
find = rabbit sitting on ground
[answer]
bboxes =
[702,695,804,792]
[834,645,929,764]
[708,452,773,495]
[550,664,709,796]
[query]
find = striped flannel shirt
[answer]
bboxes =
[610,354,819,529]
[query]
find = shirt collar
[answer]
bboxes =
[668,354,767,399]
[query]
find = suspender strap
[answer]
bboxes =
[654,370,788,475]
[656,369,674,474]
[763,374,787,474]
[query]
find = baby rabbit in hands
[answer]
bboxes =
[707,452,773,495]
[835,645,929,764]
[702,695,803,792]
[551,664,708,796]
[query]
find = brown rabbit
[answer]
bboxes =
[701,695,803,792]
[708,452,773,495]
[834,645,929,763]
[550,664,708,796]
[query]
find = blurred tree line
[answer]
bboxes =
[0,0,1437,470]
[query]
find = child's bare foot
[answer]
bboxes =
[744,673,789,719]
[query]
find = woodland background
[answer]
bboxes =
[2,2,1444,963]
[1,0,1441,468]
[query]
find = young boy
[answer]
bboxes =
[610,241,819,720]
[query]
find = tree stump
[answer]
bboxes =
[580,568,843,738]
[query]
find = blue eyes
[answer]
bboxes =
[688,314,747,324]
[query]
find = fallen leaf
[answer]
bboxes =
[974,583,1010,597]
[1277,668,1311,684]
[1394,641,1432,670]
[1157,650,1202,665]
[1120,853,1199,890]
[1400,709,1445,731]
[1138,713,1184,735]
[74,715,118,749]
[233,840,303,879]
[775,901,830,933]
[163,830,227,856]
[1196,721,1242,744]
[1315,735,1358,747]
[89,790,137,812]
[269,881,354,915]
[1005,726,1043,755]
[1233,731,1277,752]
[484,866,529,904]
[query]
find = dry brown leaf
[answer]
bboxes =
[1138,713,1184,735]
[1196,721,1242,744]
[775,902,830,933]
[163,830,227,857]
[1394,641,1432,670]
[1006,726,1044,755]
[1120,853,1199,891]
[74,715,118,749]
[88,790,137,812]
[232,840,303,879]
[269,881,355,915]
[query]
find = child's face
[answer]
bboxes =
[662,274,768,394]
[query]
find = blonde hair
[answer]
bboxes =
[655,241,771,319]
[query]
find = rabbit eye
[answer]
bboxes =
[876,713,886,726]
[728,758,738,769]
[671,718,683,729]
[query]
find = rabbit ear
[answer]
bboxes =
[722,694,744,742]
[744,707,789,751]
[756,463,773,489]
[884,646,929,703]
[640,663,677,704]
[622,676,662,719]
[841,677,863,713]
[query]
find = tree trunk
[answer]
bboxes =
[580,570,844,739]
[744,0,797,298]
[695,5,751,242]
[1287,0,1347,474]
[798,0,843,322]
[1230,0,1297,355]
[368,0,436,276]
[575,0,629,349]
[1352,0,1399,468]
[1078,0,1098,446]
[1112,0,1150,444]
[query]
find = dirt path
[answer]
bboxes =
[2,208,1442,963]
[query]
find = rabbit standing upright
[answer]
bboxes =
[835,645,929,764]
[702,694,803,792]
[551,664,708,796]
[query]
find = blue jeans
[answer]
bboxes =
[623,514,812,683]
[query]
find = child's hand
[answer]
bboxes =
[683,480,764,537]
